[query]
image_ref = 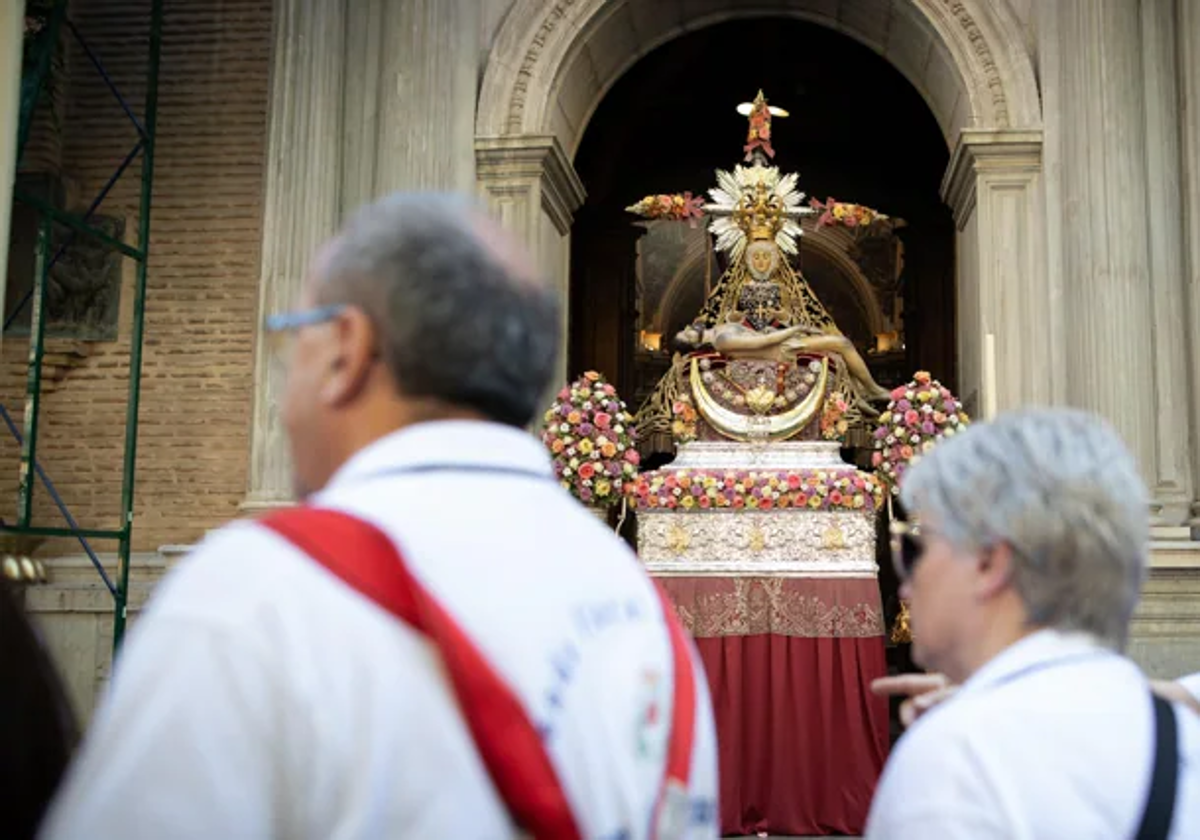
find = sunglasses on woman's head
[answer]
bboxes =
[889,519,923,580]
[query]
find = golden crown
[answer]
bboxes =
[733,182,785,242]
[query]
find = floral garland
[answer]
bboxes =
[810,197,888,230]
[625,192,707,227]
[542,371,640,508]
[820,391,850,443]
[872,371,969,494]
[629,468,884,513]
[671,397,699,444]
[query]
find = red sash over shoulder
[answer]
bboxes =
[262,507,697,840]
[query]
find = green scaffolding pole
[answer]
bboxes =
[113,0,163,649]
[9,0,163,652]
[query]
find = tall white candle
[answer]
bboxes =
[983,333,998,419]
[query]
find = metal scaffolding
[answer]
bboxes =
[9,0,162,649]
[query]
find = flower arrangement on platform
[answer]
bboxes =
[625,192,706,227]
[671,397,699,444]
[542,371,639,508]
[871,371,970,494]
[810,197,888,230]
[629,468,884,513]
[820,391,850,443]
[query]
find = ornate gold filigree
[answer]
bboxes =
[746,524,766,553]
[690,356,827,441]
[633,354,684,435]
[666,523,690,555]
[821,525,847,550]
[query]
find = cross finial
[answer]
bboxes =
[737,91,788,163]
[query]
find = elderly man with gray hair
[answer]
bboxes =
[41,193,719,839]
[865,408,1200,839]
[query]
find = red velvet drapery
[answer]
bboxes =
[659,577,890,836]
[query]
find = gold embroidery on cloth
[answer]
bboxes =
[668,578,884,638]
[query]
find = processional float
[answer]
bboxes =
[628,90,894,579]
[615,91,965,836]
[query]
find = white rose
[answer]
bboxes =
[614,425,624,434]
[559,423,569,433]
[563,467,573,477]
[569,458,579,468]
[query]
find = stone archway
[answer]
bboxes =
[475,0,1048,415]
[478,0,1040,154]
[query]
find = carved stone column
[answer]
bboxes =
[1181,0,1200,528]
[475,135,586,388]
[0,0,23,322]
[942,130,1056,416]
[1140,0,1194,525]
[1038,0,1163,517]
[341,0,478,214]
[243,0,346,511]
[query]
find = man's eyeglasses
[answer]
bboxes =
[263,304,345,362]
[889,518,924,580]
[264,304,346,334]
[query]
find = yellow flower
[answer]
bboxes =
[579,439,594,454]
[746,497,759,508]
[596,479,611,497]
[808,495,822,509]
[853,494,865,508]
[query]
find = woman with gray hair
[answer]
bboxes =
[864,408,1200,839]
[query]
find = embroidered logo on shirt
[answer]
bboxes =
[635,667,668,760]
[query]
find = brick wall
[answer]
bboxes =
[6,0,271,552]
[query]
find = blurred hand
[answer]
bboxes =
[1150,679,1200,715]
[872,672,957,728]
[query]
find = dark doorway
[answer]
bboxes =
[569,16,956,403]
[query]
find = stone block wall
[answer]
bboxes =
[6,0,271,552]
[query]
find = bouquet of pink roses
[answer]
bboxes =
[872,371,969,494]
[541,371,640,508]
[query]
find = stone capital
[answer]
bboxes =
[941,129,1044,229]
[475,135,586,235]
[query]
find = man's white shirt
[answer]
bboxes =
[865,629,1200,839]
[41,421,719,839]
